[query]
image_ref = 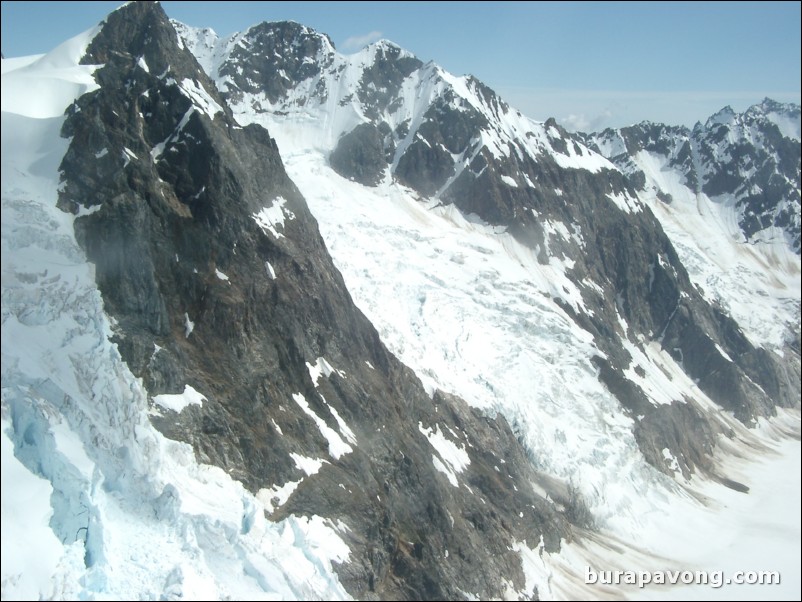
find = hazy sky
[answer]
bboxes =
[2,1,800,131]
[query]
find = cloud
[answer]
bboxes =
[559,114,590,132]
[340,30,383,52]
[559,109,614,133]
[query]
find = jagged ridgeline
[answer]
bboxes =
[41,0,800,599]
[584,102,801,254]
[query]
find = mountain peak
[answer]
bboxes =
[589,98,801,254]
[757,96,793,113]
[241,19,336,54]
[370,38,400,49]
[704,104,736,129]
[81,0,202,83]
[366,38,405,53]
[739,97,801,121]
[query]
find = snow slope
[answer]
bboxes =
[522,410,801,602]
[641,156,800,352]
[1,26,350,601]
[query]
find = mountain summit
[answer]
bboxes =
[2,2,800,600]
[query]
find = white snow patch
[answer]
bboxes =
[122,146,137,166]
[252,196,295,239]
[661,447,681,473]
[257,478,301,514]
[178,78,223,119]
[291,393,353,459]
[714,343,733,363]
[214,268,229,281]
[500,174,518,188]
[152,385,206,413]
[306,356,346,385]
[512,537,552,600]
[325,401,357,446]
[550,139,615,173]
[606,190,642,213]
[183,312,195,337]
[431,456,459,488]
[304,358,358,446]
[419,422,470,486]
[290,453,326,477]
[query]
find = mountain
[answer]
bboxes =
[585,99,800,254]
[583,103,801,361]
[2,2,800,600]
[3,3,571,600]
[179,14,799,455]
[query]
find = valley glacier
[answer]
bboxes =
[2,5,800,601]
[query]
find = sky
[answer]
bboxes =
[1,1,800,131]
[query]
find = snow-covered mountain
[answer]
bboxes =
[586,100,800,254]
[2,2,800,600]
[583,103,800,358]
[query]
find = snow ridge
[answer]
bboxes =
[172,19,615,180]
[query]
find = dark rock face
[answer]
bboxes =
[395,137,455,196]
[395,88,491,197]
[218,20,335,104]
[58,3,572,599]
[330,123,386,186]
